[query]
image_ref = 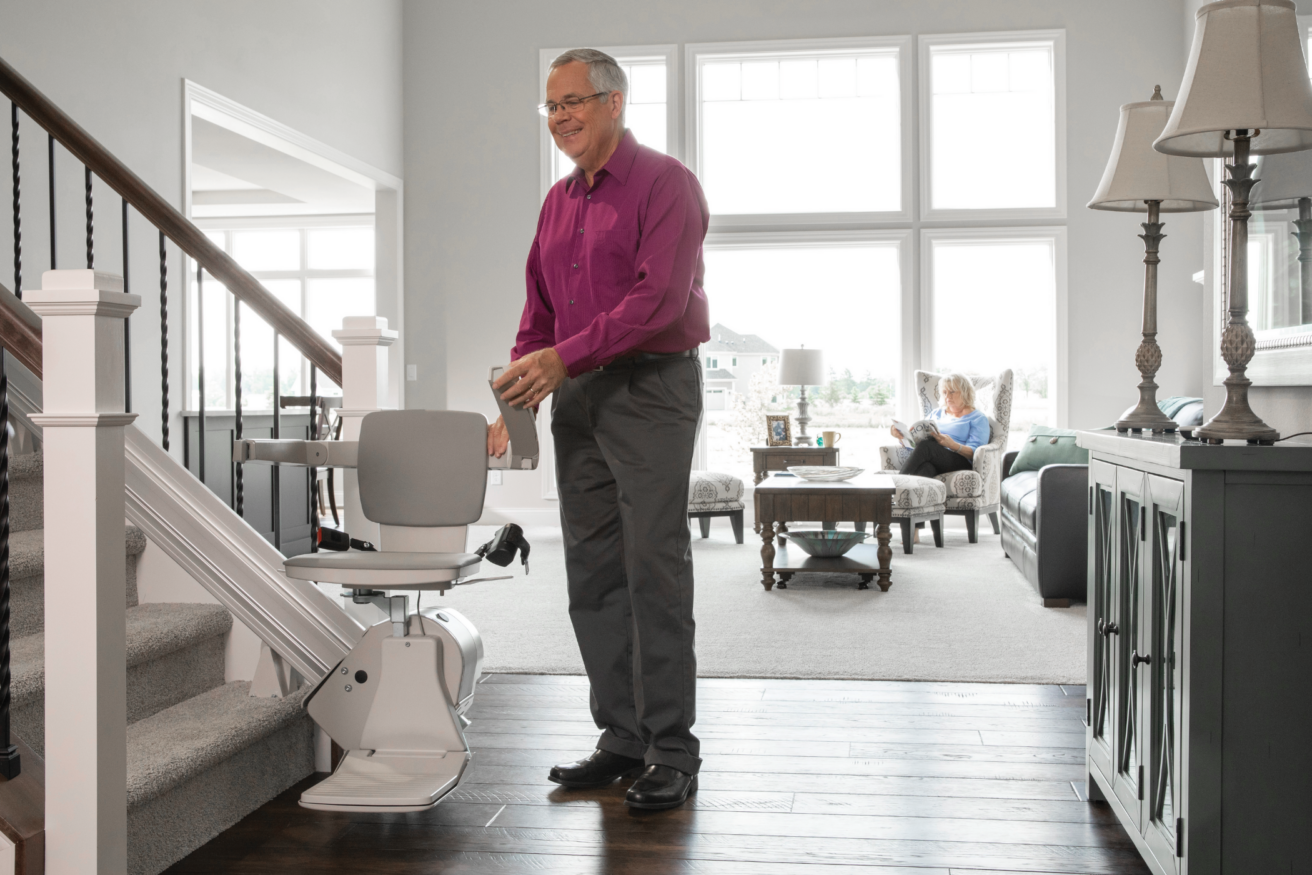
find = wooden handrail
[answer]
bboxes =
[0,283,41,380]
[0,57,342,387]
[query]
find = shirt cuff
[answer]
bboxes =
[553,335,595,377]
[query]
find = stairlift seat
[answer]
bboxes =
[284,550,482,587]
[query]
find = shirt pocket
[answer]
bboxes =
[590,228,640,290]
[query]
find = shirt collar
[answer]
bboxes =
[565,129,638,192]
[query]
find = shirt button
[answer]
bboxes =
[579,228,584,234]
[586,195,591,200]
[573,263,579,269]
[569,299,574,304]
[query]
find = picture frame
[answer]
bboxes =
[765,415,792,447]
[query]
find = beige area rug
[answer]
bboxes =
[448,517,1087,685]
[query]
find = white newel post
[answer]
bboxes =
[27,270,140,875]
[332,315,396,601]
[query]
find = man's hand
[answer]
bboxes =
[494,347,568,410]
[488,416,509,458]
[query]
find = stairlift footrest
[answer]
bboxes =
[299,749,468,812]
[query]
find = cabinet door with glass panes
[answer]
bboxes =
[1087,460,1150,829]
[1143,474,1186,874]
[191,225,374,411]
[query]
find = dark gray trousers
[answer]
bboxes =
[551,355,702,775]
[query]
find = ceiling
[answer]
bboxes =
[190,116,374,218]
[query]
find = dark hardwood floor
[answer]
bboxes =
[165,674,1149,874]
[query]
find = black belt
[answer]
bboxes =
[593,349,698,372]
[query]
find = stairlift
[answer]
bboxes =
[233,370,538,813]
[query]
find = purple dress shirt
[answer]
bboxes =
[514,130,711,377]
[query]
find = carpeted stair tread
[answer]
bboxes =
[8,452,42,481]
[9,524,147,581]
[9,603,231,710]
[7,530,43,580]
[126,681,307,807]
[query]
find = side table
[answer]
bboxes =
[751,445,839,485]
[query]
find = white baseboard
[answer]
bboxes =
[477,507,562,528]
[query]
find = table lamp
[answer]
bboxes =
[1154,0,1312,444]
[778,347,825,446]
[1249,148,1312,324]
[1088,86,1218,433]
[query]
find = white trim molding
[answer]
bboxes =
[686,35,914,228]
[917,29,1068,224]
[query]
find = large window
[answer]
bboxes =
[695,45,902,215]
[703,237,906,480]
[925,39,1059,214]
[188,223,375,411]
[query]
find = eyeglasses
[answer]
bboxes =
[538,92,609,118]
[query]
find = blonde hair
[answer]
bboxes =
[939,373,975,409]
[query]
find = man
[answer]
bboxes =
[488,48,709,810]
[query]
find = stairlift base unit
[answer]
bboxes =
[299,608,483,812]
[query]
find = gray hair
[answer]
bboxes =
[939,373,976,409]
[550,48,627,121]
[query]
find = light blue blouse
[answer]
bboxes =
[930,407,990,450]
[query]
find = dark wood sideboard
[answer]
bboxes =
[1076,430,1312,874]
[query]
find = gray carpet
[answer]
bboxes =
[453,519,1086,685]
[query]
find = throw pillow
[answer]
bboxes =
[1008,425,1089,476]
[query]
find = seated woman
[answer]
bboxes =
[891,373,990,478]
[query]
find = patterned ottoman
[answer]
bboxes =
[890,474,947,554]
[688,471,745,544]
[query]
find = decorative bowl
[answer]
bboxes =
[784,530,869,558]
[787,466,864,482]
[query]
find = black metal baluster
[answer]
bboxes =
[159,231,169,451]
[271,331,280,551]
[11,103,19,298]
[308,364,317,553]
[84,166,92,269]
[197,260,205,484]
[233,297,242,515]
[121,199,130,413]
[0,347,18,779]
[46,134,53,269]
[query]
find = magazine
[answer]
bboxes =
[891,418,941,449]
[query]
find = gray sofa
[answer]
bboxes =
[999,453,1088,607]
[999,397,1205,607]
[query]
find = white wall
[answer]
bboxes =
[0,0,404,450]
[403,0,1199,510]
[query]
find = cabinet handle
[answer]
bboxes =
[1098,620,1119,637]
[1132,650,1151,668]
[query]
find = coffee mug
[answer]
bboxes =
[822,430,842,447]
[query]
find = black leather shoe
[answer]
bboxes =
[625,764,698,810]
[548,750,645,788]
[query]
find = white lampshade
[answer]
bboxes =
[1155,0,1312,157]
[1089,92,1219,212]
[1250,149,1312,208]
[778,348,825,386]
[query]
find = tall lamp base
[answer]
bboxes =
[1195,374,1279,445]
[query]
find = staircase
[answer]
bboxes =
[5,452,315,875]
[0,55,380,875]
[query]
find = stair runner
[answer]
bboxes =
[6,453,315,875]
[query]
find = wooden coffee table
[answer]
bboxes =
[753,473,895,591]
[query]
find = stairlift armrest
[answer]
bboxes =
[233,438,359,468]
[489,367,539,471]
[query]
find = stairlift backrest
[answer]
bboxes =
[357,410,488,527]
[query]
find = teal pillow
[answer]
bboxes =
[1008,425,1088,476]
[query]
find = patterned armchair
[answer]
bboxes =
[878,369,1014,543]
